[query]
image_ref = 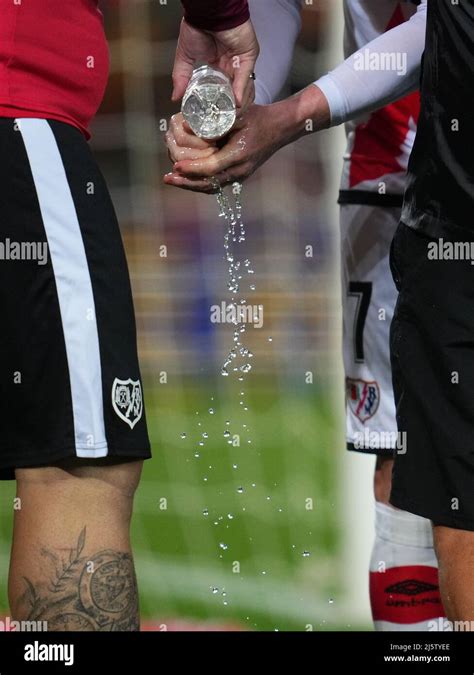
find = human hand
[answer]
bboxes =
[172,18,259,112]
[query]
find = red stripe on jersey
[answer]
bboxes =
[349,4,421,188]
[0,1,109,138]
[370,566,445,624]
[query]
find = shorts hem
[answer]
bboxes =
[75,444,109,458]
[347,441,395,457]
[0,445,152,480]
[390,492,474,532]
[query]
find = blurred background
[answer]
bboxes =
[0,0,376,631]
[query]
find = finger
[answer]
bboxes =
[171,55,193,102]
[165,129,214,161]
[182,120,194,134]
[211,170,238,189]
[172,72,191,103]
[167,139,215,164]
[237,79,255,117]
[170,116,214,150]
[169,145,218,164]
[232,62,256,109]
[163,172,217,194]
[174,147,245,178]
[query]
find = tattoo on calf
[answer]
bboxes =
[20,527,139,631]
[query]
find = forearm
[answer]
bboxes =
[249,0,303,104]
[254,0,426,142]
[267,85,331,150]
[181,0,250,32]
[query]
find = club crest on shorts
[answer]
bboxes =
[346,377,380,423]
[112,378,143,429]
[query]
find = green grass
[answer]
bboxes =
[0,376,367,631]
[134,375,344,630]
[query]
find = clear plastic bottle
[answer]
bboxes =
[181,64,236,140]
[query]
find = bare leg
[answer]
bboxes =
[374,455,393,504]
[370,456,444,630]
[9,458,143,631]
[433,526,474,624]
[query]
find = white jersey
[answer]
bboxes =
[250,0,425,199]
[340,1,420,198]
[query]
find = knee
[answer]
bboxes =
[374,456,393,504]
[434,526,474,567]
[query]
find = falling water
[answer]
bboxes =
[210,179,255,382]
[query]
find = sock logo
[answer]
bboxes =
[370,566,444,624]
[385,579,439,596]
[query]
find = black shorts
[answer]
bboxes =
[390,222,474,530]
[0,117,151,478]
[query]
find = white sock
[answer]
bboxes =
[370,502,445,631]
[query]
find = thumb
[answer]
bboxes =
[232,63,254,109]
[172,69,191,102]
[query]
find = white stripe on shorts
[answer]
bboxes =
[18,118,108,458]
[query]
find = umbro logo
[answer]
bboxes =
[385,579,439,596]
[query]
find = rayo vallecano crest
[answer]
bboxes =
[112,378,143,429]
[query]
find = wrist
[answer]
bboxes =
[276,85,331,146]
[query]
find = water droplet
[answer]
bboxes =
[211,587,219,594]
[180,432,186,439]
[208,408,215,415]
[328,598,334,605]
[219,542,228,551]
[223,430,230,438]
[203,508,209,517]
[237,486,244,494]
[250,284,256,291]
[194,452,200,458]
[302,551,310,558]
[227,513,234,520]
[202,432,208,439]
